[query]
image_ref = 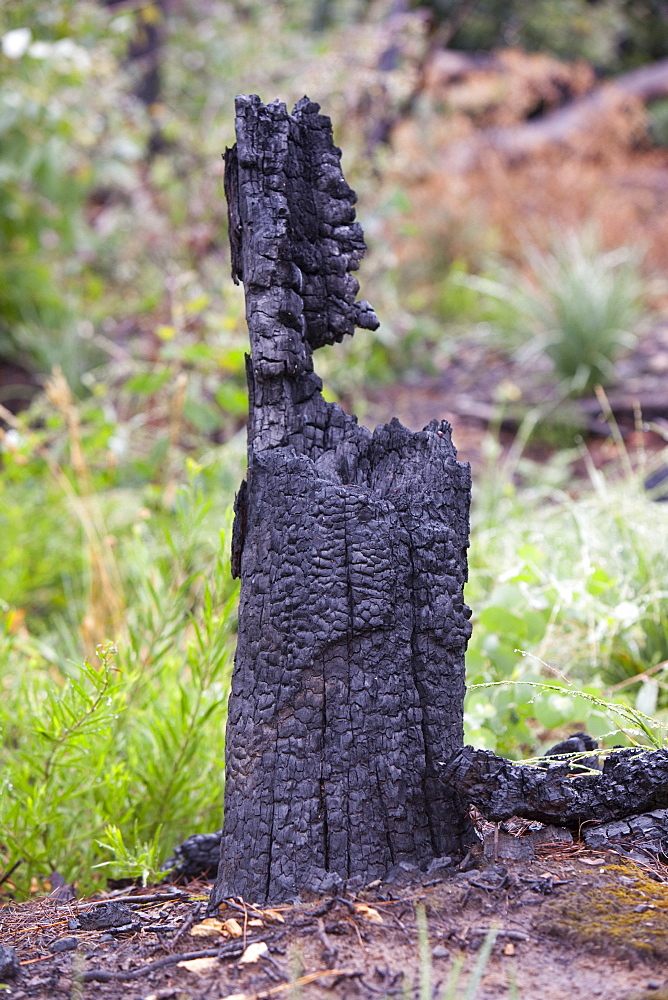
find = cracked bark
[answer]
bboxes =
[209,95,474,907]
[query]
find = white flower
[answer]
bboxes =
[29,37,92,71]
[2,27,32,59]
[2,429,23,451]
[52,37,91,71]
[28,40,51,59]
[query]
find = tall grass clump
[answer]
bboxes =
[463,229,645,395]
[465,430,668,755]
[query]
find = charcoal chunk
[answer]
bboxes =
[163,830,222,880]
[79,902,133,930]
[49,937,78,953]
[0,944,20,979]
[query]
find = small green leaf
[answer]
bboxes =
[125,370,171,395]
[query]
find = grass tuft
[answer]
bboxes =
[461,228,644,395]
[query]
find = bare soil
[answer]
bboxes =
[361,319,668,478]
[3,847,668,1000]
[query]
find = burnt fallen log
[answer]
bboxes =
[439,57,668,173]
[164,742,668,880]
[583,808,668,861]
[209,95,475,908]
[439,746,668,828]
[162,830,222,882]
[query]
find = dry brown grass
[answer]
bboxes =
[387,49,668,282]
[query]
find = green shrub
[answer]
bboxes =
[0,477,238,897]
[0,366,243,896]
[440,0,667,74]
[0,5,150,383]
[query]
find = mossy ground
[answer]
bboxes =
[540,861,668,961]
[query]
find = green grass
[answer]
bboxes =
[460,230,645,396]
[0,487,238,894]
[0,382,242,895]
[465,428,668,755]
[412,903,501,1000]
[1,376,667,896]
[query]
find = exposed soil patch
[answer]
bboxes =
[3,850,668,1000]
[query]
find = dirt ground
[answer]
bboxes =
[361,318,668,479]
[3,844,668,1000]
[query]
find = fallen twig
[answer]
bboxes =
[227,969,350,1000]
[170,904,205,950]
[81,939,251,982]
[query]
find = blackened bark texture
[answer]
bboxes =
[439,746,668,828]
[210,95,474,907]
[583,808,668,861]
[163,830,222,881]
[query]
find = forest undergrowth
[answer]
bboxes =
[1,0,668,898]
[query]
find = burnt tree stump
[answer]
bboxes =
[209,95,474,907]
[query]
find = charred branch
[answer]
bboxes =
[439,746,668,828]
[439,57,668,172]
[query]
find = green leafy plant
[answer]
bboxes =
[94,822,171,887]
[465,428,668,756]
[441,0,667,74]
[0,6,151,383]
[472,674,668,753]
[0,468,239,897]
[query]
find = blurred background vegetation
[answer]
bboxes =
[1,0,668,896]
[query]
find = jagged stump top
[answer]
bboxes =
[226,94,378,361]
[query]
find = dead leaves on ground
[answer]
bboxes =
[190,917,243,938]
[353,902,383,923]
[178,940,268,974]
[237,941,269,964]
[177,955,220,973]
[190,907,286,940]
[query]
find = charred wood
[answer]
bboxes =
[163,831,222,882]
[210,95,474,907]
[439,746,668,828]
[439,57,668,172]
[583,808,668,862]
